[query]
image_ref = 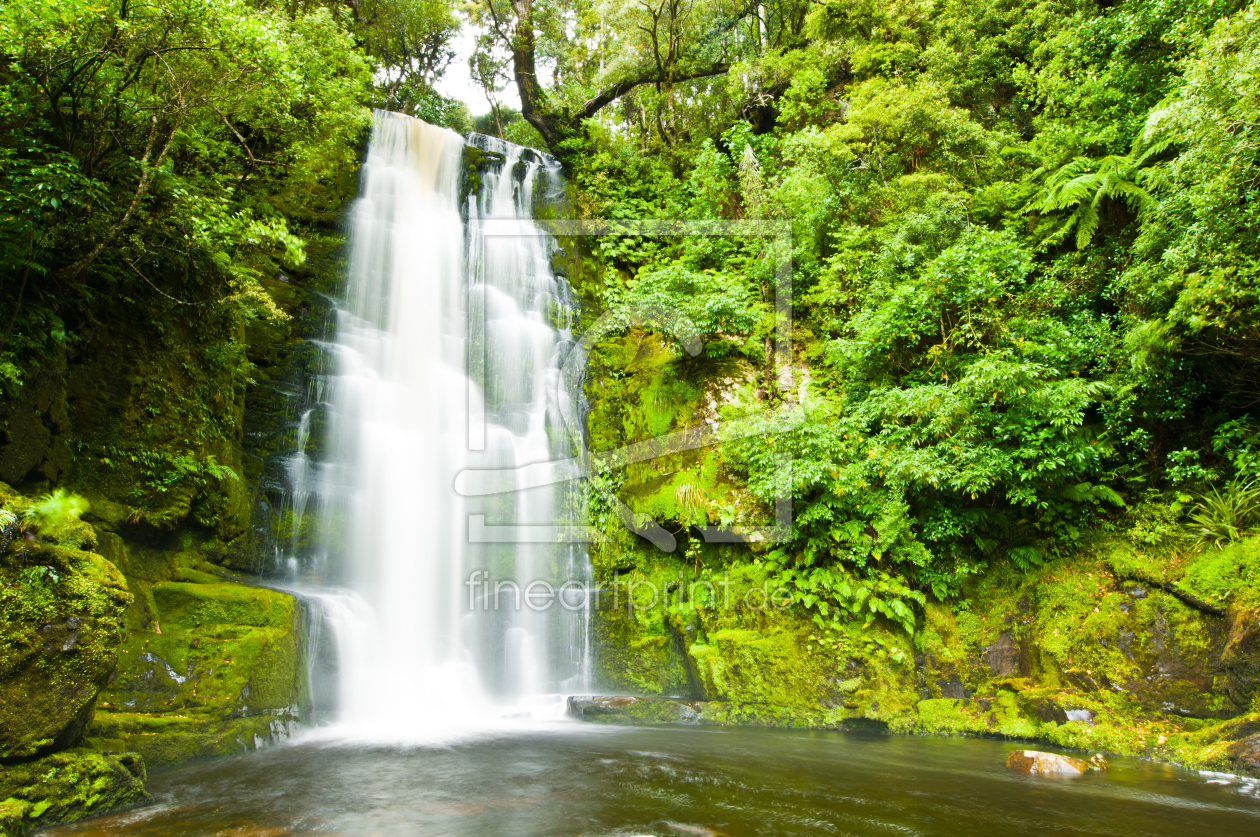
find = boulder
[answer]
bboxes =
[83,580,308,766]
[1006,749,1107,775]
[0,750,151,836]
[0,538,131,760]
[1228,733,1260,776]
[567,695,702,724]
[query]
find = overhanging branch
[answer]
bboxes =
[577,63,731,121]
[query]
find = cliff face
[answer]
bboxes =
[0,235,337,835]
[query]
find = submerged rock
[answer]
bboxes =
[1006,749,1107,775]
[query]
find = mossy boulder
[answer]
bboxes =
[0,486,132,761]
[567,695,702,724]
[0,750,150,836]
[84,579,308,766]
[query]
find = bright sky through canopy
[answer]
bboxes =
[434,23,519,117]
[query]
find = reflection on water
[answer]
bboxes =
[47,725,1260,837]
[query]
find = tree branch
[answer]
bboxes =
[63,113,179,279]
[1113,572,1227,618]
[577,63,730,121]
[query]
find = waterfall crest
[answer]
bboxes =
[292,111,588,742]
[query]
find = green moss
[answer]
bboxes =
[84,711,295,766]
[0,493,131,759]
[84,577,307,766]
[0,750,150,836]
[915,698,989,735]
[586,516,1260,776]
[1180,539,1260,611]
[152,581,295,631]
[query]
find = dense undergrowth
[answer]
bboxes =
[4,0,1258,645]
[515,0,1260,633]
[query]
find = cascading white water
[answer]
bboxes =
[290,111,588,740]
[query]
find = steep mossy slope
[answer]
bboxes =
[587,475,1260,776]
[578,318,1260,777]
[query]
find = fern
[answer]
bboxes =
[22,489,89,530]
[1023,136,1169,249]
[1188,479,1260,549]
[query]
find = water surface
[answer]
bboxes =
[48,725,1260,836]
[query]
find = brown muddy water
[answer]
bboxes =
[44,725,1260,836]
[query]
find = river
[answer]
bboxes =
[45,724,1260,836]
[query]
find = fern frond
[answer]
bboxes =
[1075,203,1100,249]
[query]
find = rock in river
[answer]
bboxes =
[1006,750,1108,775]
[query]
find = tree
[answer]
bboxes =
[0,0,371,388]
[1022,138,1168,250]
[353,0,461,113]
[466,0,766,156]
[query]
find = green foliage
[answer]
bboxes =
[4,0,1258,644]
[779,561,926,637]
[609,263,762,349]
[98,446,238,509]
[1022,138,1167,250]
[353,0,461,113]
[1187,479,1260,549]
[544,0,1260,638]
[1213,419,1260,480]
[0,0,373,391]
[22,489,89,531]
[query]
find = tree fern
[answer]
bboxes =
[1023,136,1170,249]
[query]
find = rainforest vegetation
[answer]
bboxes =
[5,3,1260,830]
[3,0,1260,630]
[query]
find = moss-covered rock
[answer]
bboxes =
[83,577,308,766]
[567,695,702,724]
[0,750,150,836]
[0,485,131,761]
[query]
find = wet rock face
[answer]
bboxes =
[1221,611,1260,706]
[1006,750,1107,776]
[983,631,1022,677]
[567,695,702,725]
[1229,733,1260,775]
[83,578,308,766]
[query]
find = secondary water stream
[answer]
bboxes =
[44,726,1260,836]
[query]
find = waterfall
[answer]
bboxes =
[289,112,589,741]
